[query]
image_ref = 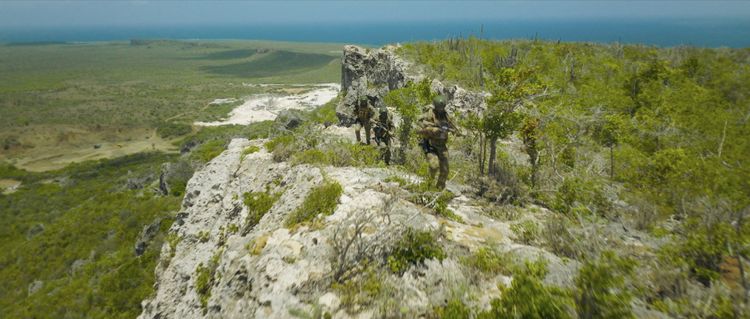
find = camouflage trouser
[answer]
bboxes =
[354,121,372,144]
[375,137,391,165]
[426,149,449,189]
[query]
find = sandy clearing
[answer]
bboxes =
[0,179,21,194]
[1,130,179,172]
[196,83,340,126]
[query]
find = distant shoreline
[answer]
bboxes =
[1,18,749,48]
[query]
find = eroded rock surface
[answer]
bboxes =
[139,136,577,319]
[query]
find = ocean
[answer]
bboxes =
[2,18,749,48]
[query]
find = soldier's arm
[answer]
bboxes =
[417,114,441,137]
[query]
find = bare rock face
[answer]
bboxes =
[338,45,487,125]
[338,45,413,125]
[139,136,578,319]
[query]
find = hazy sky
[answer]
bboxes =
[1,1,749,28]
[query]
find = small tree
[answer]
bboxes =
[521,116,541,188]
[483,66,543,177]
[575,251,636,319]
[384,79,434,164]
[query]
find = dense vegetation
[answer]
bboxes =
[398,39,749,316]
[0,40,342,318]
[0,154,181,318]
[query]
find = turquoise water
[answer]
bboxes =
[2,18,749,48]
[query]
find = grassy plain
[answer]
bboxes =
[0,39,342,318]
[0,39,342,170]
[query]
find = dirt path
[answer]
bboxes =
[195,83,339,126]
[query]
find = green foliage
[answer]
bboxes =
[478,260,573,319]
[243,189,281,233]
[510,220,539,245]
[387,228,446,274]
[432,298,472,319]
[552,177,611,216]
[574,251,636,319]
[384,78,434,163]
[156,121,193,138]
[332,265,383,311]
[659,216,736,286]
[462,247,513,275]
[285,180,343,227]
[310,94,340,124]
[434,191,463,222]
[264,134,297,161]
[0,153,181,319]
[289,140,381,167]
[0,40,340,131]
[190,139,226,163]
[242,145,261,156]
[194,250,222,312]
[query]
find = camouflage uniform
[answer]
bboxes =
[373,107,394,165]
[417,96,456,189]
[353,96,375,144]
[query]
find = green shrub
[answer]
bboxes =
[240,145,261,161]
[510,220,539,245]
[463,247,513,275]
[157,121,192,138]
[387,228,446,274]
[478,260,573,319]
[243,189,281,234]
[332,265,382,311]
[310,95,340,124]
[191,140,226,163]
[194,250,222,312]
[574,251,636,319]
[264,134,296,162]
[285,181,343,227]
[432,298,472,319]
[552,177,611,216]
[291,149,331,165]
[659,217,734,286]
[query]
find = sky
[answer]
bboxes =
[1,1,750,28]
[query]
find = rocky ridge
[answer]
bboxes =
[337,45,488,124]
[139,45,659,319]
[138,136,577,319]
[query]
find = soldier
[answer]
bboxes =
[353,96,374,144]
[417,95,458,189]
[373,106,394,165]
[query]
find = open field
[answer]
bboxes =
[0,39,343,170]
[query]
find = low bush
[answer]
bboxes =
[156,121,192,138]
[462,247,513,276]
[552,177,611,217]
[387,228,446,274]
[332,265,383,311]
[242,188,281,234]
[510,220,539,245]
[240,145,261,161]
[190,140,226,163]
[285,180,343,227]
[194,250,222,312]
[431,298,472,319]
[477,260,573,319]
[574,251,636,319]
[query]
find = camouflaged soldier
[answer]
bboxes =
[353,96,375,144]
[373,106,394,165]
[417,95,458,189]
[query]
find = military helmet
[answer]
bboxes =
[357,95,369,105]
[432,95,447,109]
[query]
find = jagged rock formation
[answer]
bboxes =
[139,137,577,319]
[337,45,488,125]
[139,45,663,319]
